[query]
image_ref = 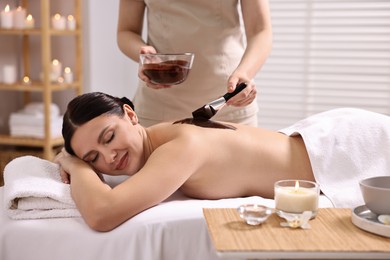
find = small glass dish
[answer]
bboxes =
[237,204,273,225]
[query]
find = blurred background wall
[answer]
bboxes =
[1,0,389,134]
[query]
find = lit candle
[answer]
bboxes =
[25,14,35,29]
[3,65,17,84]
[64,67,73,83]
[1,5,13,29]
[22,76,31,85]
[51,13,66,30]
[51,59,62,82]
[57,76,64,84]
[67,15,76,30]
[274,180,319,216]
[13,6,26,29]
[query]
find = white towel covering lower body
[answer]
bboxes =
[279,108,390,208]
[3,156,80,219]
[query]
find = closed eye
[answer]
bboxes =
[88,131,114,163]
[106,131,115,144]
[85,152,99,164]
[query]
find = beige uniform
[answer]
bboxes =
[133,0,258,126]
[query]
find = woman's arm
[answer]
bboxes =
[55,150,112,225]
[227,0,273,106]
[117,0,168,89]
[56,135,203,232]
[117,0,147,62]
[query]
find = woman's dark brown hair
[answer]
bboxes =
[62,92,134,155]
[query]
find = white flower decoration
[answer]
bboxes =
[279,211,312,229]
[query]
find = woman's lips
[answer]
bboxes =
[115,152,129,171]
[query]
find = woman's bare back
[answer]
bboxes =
[147,120,314,200]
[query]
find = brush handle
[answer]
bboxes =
[223,82,248,101]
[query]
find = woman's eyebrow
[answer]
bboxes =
[81,126,110,160]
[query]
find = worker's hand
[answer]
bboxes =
[226,74,257,107]
[138,46,172,89]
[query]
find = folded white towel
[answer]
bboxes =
[22,102,60,117]
[10,124,62,138]
[279,108,390,208]
[3,156,80,219]
[9,112,62,125]
[9,109,63,138]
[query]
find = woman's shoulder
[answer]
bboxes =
[147,119,246,146]
[146,121,202,146]
[147,121,194,134]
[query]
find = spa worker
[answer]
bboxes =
[117,0,273,126]
[55,92,390,231]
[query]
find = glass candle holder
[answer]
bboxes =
[274,180,319,219]
[237,204,273,225]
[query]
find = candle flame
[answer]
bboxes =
[294,181,300,191]
[64,67,71,73]
[67,15,74,21]
[5,4,10,12]
[27,14,33,21]
[54,13,61,20]
[23,76,30,83]
[52,59,59,65]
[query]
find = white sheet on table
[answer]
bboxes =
[0,187,333,260]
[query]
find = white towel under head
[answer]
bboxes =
[3,155,80,220]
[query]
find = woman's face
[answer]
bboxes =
[70,107,144,176]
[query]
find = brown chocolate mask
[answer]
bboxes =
[173,118,236,130]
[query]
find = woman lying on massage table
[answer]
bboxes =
[55,92,390,231]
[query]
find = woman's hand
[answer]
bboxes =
[138,46,172,89]
[226,74,257,107]
[54,148,92,184]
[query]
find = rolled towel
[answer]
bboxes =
[3,156,80,219]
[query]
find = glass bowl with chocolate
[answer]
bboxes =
[139,53,194,85]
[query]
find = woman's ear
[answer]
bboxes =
[123,104,138,124]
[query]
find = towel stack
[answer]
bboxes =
[9,102,63,138]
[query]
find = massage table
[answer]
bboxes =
[0,173,334,260]
[4,108,390,259]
